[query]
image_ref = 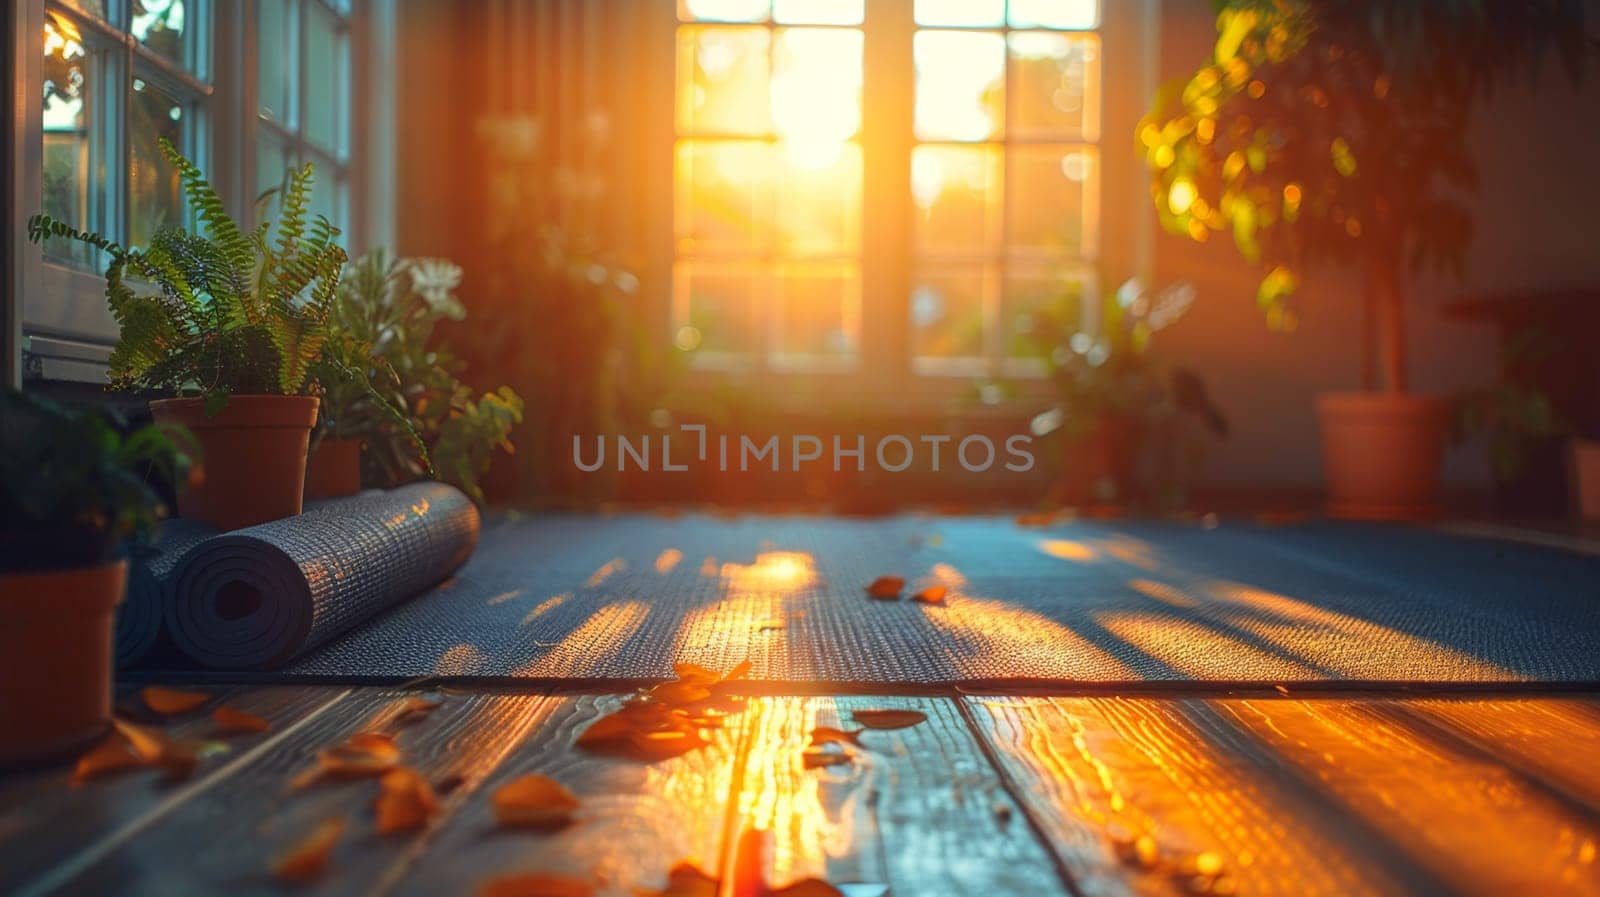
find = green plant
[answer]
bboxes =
[322,248,522,503]
[1,389,192,572]
[1141,1,1593,393]
[27,138,348,412]
[1455,324,1569,482]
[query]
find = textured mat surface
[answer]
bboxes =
[118,519,217,667]
[163,482,479,669]
[218,512,1600,685]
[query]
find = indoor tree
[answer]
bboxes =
[1142,0,1594,392]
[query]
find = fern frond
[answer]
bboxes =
[158,139,252,300]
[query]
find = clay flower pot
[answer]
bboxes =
[0,560,126,766]
[305,437,363,500]
[1317,392,1449,520]
[1571,439,1600,521]
[151,395,320,530]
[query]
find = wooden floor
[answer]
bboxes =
[3,685,1600,896]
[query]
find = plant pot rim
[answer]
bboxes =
[151,394,320,428]
[1316,391,1448,413]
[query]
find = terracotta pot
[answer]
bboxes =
[0,560,126,767]
[151,395,320,530]
[305,437,363,500]
[1053,414,1142,504]
[1570,439,1600,521]
[1317,392,1448,520]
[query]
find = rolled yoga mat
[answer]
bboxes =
[117,519,220,667]
[165,481,480,670]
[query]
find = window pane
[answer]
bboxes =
[131,0,195,75]
[1010,32,1099,140]
[777,141,861,255]
[911,144,1001,255]
[129,78,187,248]
[911,266,987,361]
[1006,145,1097,256]
[678,0,768,23]
[305,164,346,237]
[675,140,772,254]
[255,134,291,201]
[41,14,102,268]
[258,0,294,124]
[914,31,1004,142]
[57,0,108,18]
[1003,266,1090,361]
[773,0,862,25]
[304,3,346,155]
[772,28,861,144]
[1008,0,1099,30]
[677,26,770,136]
[775,263,858,362]
[675,263,762,357]
[914,0,1003,27]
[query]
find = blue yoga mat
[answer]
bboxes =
[130,482,479,671]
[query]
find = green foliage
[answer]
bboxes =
[1,389,193,573]
[27,138,347,407]
[322,249,523,503]
[1454,324,1570,482]
[1142,1,1593,328]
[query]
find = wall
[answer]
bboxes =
[1154,0,1600,494]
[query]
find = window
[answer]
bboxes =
[673,0,867,371]
[672,0,1109,384]
[254,0,354,235]
[42,0,211,271]
[13,0,380,382]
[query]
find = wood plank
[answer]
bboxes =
[726,696,1070,897]
[384,693,742,897]
[964,696,1440,897]
[1394,698,1600,810]
[21,686,550,897]
[1216,698,1600,897]
[0,685,346,897]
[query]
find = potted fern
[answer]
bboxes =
[1,390,189,764]
[1142,1,1591,518]
[310,249,521,503]
[29,139,352,529]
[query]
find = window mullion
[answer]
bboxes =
[860,0,914,392]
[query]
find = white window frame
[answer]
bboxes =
[5,0,395,385]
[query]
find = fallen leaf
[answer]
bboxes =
[293,731,402,788]
[272,817,345,884]
[910,585,947,604]
[72,735,143,782]
[850,709,927,730]
[111,718,210,779]
[768,879,845,896]
[395,692,445,723]
[577,661,750,762]
[492,773,579,828]
[479,873,596,897]
[634,862,718,897]
[864,576,904,600]
[211,705,270,736]
[808,727,862,747]
[755,618,786,632]
[375,766,439,834]
[140,686,211,716]
[801,747,852,769]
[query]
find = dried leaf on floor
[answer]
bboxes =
[478,872,596,897]
[808,726,862,747]
[375,765,439,834]
[211,705,270,736]
[864,576,904,599]
[492,773,579,828]
[293,731,401,788]
[633,862,718,897]
[850,709,927,730]
[911,585,947,604]
[271,817,345,884]
[768,880,845,897]
[577,661,750,762]
[140,686,212,716]
[71,735,144,782]
[395,692,444,724]
[801,747,852,769]
[110,718,216,780]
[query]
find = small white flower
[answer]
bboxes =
[408,258,465,318]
